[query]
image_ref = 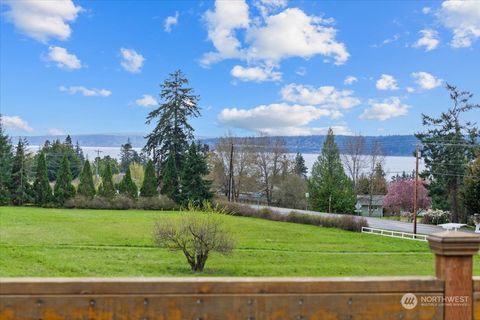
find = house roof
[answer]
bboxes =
[356,195,384,206]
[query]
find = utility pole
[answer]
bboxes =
[227,143,234,202]
[94,149,103,177]
[413,146,420,235]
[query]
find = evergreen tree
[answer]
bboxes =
[77,160,96,199]
[464,153,480,215]
[119,139,140,172]
[33,152,52,206]
[180,142,212,205]
[10,139,31,205]
[54,155,76,205]
[98,162,116,198]
[416,84,480,222]
[0,117,13,205]
[308,128,356,213]
[140,160,158,197]
[118,167,138,199]
[372,163,388,195]
[161,153,180,202]
[293,152,308,179]
[75,141,85,164]
[42,138,82,181]
[144,70,201,195]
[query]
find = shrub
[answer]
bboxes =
[65,195,178,210]
[421,209,451,225]
[136,196,178,210]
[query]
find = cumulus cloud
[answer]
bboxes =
[47,128,64,136]
[120,48,145,73]
[164,11,179,32]
[135,94,157,107]
[59,86,111,97]
[344,75,357,85]
[258,125,352,136]
[47,46,81,70]
[411,71,442,90]
[1,115,33,132]
[3,0,82,43]
[422,7,432,14]
[360,97,409,121]
[376,74,399,91]
[231,65,281,82]
[218,103,342,135]
[438,0,480,48]
[413,29,440,51]
[201,1,349,66]
[281,84,360,109]
[254,0,288,18]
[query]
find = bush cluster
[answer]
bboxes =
[65,195,178,210]
[421,209,451,225]
[215,201,368,232]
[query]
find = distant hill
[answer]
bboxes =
[15,134,419,156]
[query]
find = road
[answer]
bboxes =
[249,205,446,235]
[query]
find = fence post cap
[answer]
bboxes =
[428,231,480,256]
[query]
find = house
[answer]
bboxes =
[356,195,385,217]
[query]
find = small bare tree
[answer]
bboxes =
[342,134,367,189]
[154,210,235,272]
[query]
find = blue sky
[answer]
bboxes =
[1,0,479,138]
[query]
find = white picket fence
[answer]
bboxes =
[361,227,428,241]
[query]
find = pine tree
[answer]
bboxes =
[10,139,31,205]
[119,139,140,173]
[144,70,201,195]
[308,128,356,213]
[77,160,96,199]
[0,117,13,205]
[180,142,212,205]
[118,167,138,199]
[98,162,116,198]
[161,153,180,202]
[75,141,85,164]
[140,160,158,197]
[464,153,480,215]
[293,152,308,179]
[33,153,52,206]
[54,155,76,205]
[416,84,480,222]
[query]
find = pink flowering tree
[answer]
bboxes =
[383,179,431,214]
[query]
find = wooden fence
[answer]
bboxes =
[1,231,480,320]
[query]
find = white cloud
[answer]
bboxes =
[411,71,443,90]
[135,94,157,107]
[438,0,480,48]
[259,125,352,136]
[47,46,81,70]
[360,97,409,121]
[344,75,357,85]
[231,65,281,82]
[2,115,33,132]
[3,0,82,43]
[406,87,415,93]
[413,29,440,51]
[120,48,145,73]
[422,7,432,14]
[47,128,64,136]
[164,11,179,32]
[254,0,288,18]
[202,2,349,66]
[295,67,306,76]
[218,103,342,135]
[376,74,399,91]
[281,83,360,109]
[59,86,111,97]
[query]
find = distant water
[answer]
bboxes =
[28,146,424,179]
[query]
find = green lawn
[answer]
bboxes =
[1,206,478,277]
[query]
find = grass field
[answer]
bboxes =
[1,206,479,277]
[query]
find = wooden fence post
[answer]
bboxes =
[428,231,480,320]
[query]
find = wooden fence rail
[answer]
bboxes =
[1,231,480,320]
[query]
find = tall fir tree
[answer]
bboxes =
[54,155,76,205]
[293,152,308,179]
[308,128,356,213]
[464,153,480,215]
[77,160,96,199]
[0,117,13,205]
[98,161,116,198]
[140,160,158,197]
[144,70,201,196]
[416,84,480,222]
[161,152,180,202]
[180,142,212,205]
[119,139,140,172]
[10,139,31,205]
[33,153,52,206]
[118,167,138,199]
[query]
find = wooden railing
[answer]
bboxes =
[1,231,480,320]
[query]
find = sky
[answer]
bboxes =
[1,0,479,138]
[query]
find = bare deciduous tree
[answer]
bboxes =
[342,134,367,189]
[154,210,235,272]
[366,139,386,215]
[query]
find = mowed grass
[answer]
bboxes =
[1,206,479,277]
